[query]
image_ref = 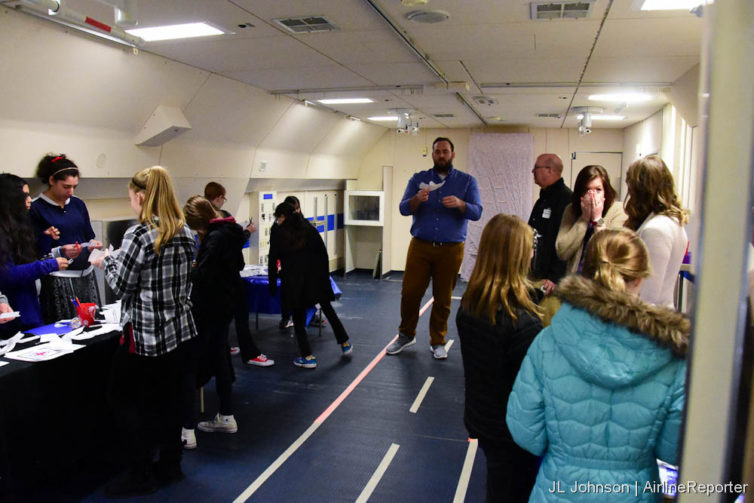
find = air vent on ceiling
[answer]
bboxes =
[536,113,564,119]
[472,96,498,106]
[530,1,595,20]
[273,16,339,33]
[434,113,455,118]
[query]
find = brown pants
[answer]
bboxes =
[399,238,465,346]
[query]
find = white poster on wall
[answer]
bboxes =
[463,133,534,280]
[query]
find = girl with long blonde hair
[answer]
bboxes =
[92,166,197,497]
[456,214,542,502]
[624,155,689,307]
[507,228,689,502]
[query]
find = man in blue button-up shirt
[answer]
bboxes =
[386,137,483,360]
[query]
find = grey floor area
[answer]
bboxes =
[72,270,488,502]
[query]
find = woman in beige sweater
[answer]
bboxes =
[556,165,627,275]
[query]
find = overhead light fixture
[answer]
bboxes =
[588,92,652,103]
[318,98,374,105]
[639,0,711,10]
[576,114,626,121]
[401,0,430,6]
[367,116,399,121]
[126,22,224,42]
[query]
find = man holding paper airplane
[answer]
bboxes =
[387,137,483,360]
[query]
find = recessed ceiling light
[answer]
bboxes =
[576,114,626,121]
[639,0,710,10]
[318,98,374,105]
[367,116,399,121]
[588,92,652,103]
[126,22,224,41]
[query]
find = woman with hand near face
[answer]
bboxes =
[29,154,102,323]
[556,165,627,275]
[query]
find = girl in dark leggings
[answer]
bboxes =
[181,195,247,449]
[268,201,352,368]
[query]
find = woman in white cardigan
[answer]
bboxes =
[625,155,688,308]
[556,165,627,275]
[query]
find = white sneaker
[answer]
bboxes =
[181,427,197,449]
[430,344,448,360]
[198,413,238,433]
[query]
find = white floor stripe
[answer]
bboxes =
[233,422,321,503]
[355,443,401,503]
[453,438,479,503]
[451,296,462,300]
[409,376,435,414]
[445,339,455,352]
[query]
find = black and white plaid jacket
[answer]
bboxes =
[104,222,196,356]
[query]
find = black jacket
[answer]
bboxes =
[268,220,333,309]
[456,306,542,442]
[190,218,246,321]
[528,177,572,282]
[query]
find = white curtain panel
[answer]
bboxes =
[462,133,534,280]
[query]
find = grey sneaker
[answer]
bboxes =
[198,413,238,433]
[430,344,448,360]
[386,334,416,355]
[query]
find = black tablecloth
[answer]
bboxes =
[0,327,121,501]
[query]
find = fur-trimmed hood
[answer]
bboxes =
[550,275,690,388]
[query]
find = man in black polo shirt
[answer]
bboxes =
[528,153,572,298]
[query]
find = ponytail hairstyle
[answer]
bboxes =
[624,155,688,230]
[0,174,38,266]
[36,154,80,185]
[130,166,185,255]
[461,214,542,323]
[183,195,219,236]
[581,228,650,293]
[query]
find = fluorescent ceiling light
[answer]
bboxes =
[126,22,223,42]
[367,116,399,121]
[639,0,708,10]
[577,114,626,121]
[588,92,652,103]
[318,98,374,105]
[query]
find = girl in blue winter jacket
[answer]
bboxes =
[506,228,690,502]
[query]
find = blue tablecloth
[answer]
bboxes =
[242,275,341,315]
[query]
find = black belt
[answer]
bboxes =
[415,238,460,247]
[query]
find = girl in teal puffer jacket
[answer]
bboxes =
[507,228,690,502]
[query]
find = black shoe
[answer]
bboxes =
[153,460,185,486]
[104,470,158,499]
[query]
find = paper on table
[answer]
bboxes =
[0,361,8,368]
[4,340,83,362]
[419,180,445,192]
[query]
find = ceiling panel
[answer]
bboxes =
[6,0,704,129]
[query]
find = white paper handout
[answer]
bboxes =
[0,311,20,320]
[419,180,445,192]
[4,340,83,362]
